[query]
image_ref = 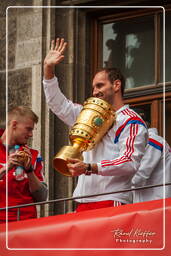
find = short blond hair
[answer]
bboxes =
[8,106,38,124]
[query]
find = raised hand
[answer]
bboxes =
[44,38,67,67]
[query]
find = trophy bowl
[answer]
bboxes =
[53,97,116,176]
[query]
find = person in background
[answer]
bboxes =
[132,108,171,202]
[43,38,148,212]
[0,106,48,223]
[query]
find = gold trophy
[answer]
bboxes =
[53,97,116,176]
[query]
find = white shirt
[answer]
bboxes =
[132,128,171,202]
[43,76,148,204]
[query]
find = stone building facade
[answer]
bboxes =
[0,0,170,216]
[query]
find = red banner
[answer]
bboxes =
[0,198,170,256]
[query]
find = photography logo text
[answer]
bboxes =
[111,228,156,244]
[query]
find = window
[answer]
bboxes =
[102,16,155,89]
[90,7,171,144]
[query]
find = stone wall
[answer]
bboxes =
[0,0,50,216]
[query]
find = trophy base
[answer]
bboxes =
[53,146,83,176]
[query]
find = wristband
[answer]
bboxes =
[84,163,92,176]
[25,165,34,173]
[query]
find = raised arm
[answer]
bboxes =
[43,38,82,126]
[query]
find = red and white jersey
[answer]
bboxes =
[132,128,171,202]
[0,141,45,223]
[43,76,148,203]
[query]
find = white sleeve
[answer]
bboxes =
[43,76,82,126]
[132,143,162,187]
[98,123,148,176]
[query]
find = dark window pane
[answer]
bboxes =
[102,16,155,89]
[160,12,171,82]
[132,104,151,127]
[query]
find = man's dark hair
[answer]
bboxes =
[97,67,125,96]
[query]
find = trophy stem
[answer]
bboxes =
[72,138,87,151]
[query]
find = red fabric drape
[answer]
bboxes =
[0,198,170,256]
